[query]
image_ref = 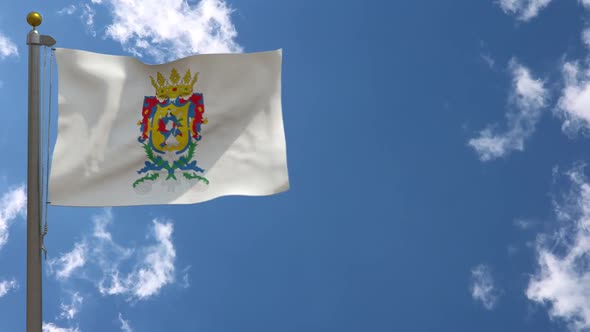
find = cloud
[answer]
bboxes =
[0,32,18,59]
[582,29,590,50]
[469,60,547,161]
[51,210,178,301]
[0,279,18,297]
[59,292,83,320]
[526,166,590,331]
[90,209,134,271]
[48,242,87,280]
[118,313,133,332]
[99,220,176,300]
[567,0,590,134]
[180,265,191,288]
[470,264,500,310]
[42,323,80,332]
[497,0,553,21]
[481,54,496,69]
[86,0,242,61]
[514,218,538,230]
[57,4,97,36]
[57,5,77,15]
[92,208,116,242]
[48,209,131,281]
[555,62,590,135]
[133,221,175,298]
[80,4,98,37]
[0,186,27,251]
[507,245,520,255]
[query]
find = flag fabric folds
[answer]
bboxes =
[49,48,288,206]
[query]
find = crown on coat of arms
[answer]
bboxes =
[150,68,199,100]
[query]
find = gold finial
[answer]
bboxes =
[26,12,42,28]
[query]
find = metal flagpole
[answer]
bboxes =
[26,12,55,332]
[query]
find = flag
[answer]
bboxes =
[49,48,288,206]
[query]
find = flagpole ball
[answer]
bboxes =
[26,12,42,28]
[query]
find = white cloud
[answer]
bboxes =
[468,130,510,161]
[481,54,496,69]
[507,245,520,255]
[470,264,500,310]
[99,220,176,300]
[48,242,87,280]
[132,220,175,298]
[180,265,191,288]
[514,218,537,230]
[58,4,97,36]
[582,29,590,50]
[48,209,133,281]
[42,323,80,332]
[0,279,18,297]
[52,210,177,301]
[86,0,242,61]
[526,166,590,331]
[80,4,97,37]
[497,0,553,21]
[57,5,77,15]
[90,209,134,271]
[118,313,133,332]
[98,271,127,296]
[0,186,27,251]
[0,32,18,59]
[469,60,547,161]
[92,209,113,241]
[59,292,83,320]
[555,62,590,135]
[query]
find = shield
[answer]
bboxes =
[149,101,191,154]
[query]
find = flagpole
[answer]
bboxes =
[26,12,55,332]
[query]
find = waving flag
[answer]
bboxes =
[49,48,288,206]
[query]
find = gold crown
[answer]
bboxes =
[150,68,199,100]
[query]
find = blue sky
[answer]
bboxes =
[2,0,590,331]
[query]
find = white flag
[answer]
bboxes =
[49,48,288,206]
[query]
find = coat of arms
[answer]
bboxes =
[133,68,209,192]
